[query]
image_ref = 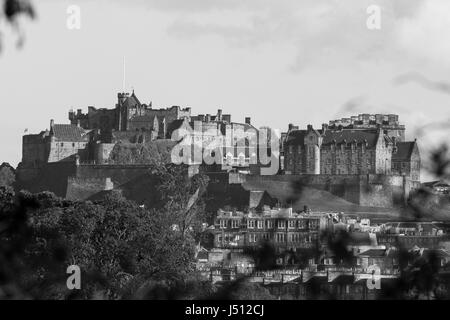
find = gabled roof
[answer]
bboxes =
[284,130,307,145]
[392,141,417,161]
[51,124,90,142]
[322,130,379,147]
[284,128,380,148]
[122,91,141,108]
[167,118,190,136]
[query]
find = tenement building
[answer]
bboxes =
[283,114,420,181]
[213,207,332,250]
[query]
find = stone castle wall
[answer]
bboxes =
[242,173,418,208]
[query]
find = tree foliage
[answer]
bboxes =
[0,188,197,299]
[0,0,35,51]
[0,162,15,187]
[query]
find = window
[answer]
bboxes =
[61,143,64,147]
[247,220,255,229]
[288,220,296,229]
[219,220,227,229]
[266,220,274,229]
[290,234,300,242]
[298,220,306,229]
[277,220,285,229]
[276,233,285,243]
[72,143,75,147]
[231,220,240,229]
[249,233,257,243]
[257,220,264,229]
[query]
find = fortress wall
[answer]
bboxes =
[16,161,77,197]
[243,174,413,208]
[245,174,361,204]
[66,164,155,199]
[66,176,112,200]
[75,164,152,186]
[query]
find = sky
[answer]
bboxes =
[0,0,449,180]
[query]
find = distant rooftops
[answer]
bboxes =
[216,207,333,219]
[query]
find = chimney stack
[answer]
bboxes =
[217,109,223,121]
[245,117,251,125]
[205,114,211,122]
[307,124,313,131]
[50,119,54,129]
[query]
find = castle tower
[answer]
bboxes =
[305,125,322,175]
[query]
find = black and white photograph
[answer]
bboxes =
[1,0,450,310]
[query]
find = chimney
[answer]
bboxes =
[307,124,313,131]
[322,123,328,132]
[217,109,223,121]
[205,114,211,122]
[77,109,82,116]
[245,117,251,125]
[288,123,294,131]
[50,119,54,130]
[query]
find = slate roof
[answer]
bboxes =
[357,249,386,257]
[167,119,190,137]
[284,130,307,145]
[51,124,90,142]
[122,92,141,108]
[392,142,416,161]
[284,129,381,147]
[322,130,379,147]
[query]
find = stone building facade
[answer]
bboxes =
[283,114,420,181]
[213,208,332,250]
[19,91,256,184]
[391,141,421,181]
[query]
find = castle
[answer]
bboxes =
[20,91,255,168]
[283,114,420,181]
[16,93,421,209]
[17,91,257,197]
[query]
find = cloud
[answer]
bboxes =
[394,72,450,95]
[153,0,434,71]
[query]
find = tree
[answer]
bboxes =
[0,0,35,51]
[0,162,15,187]
[0,188,197,299]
